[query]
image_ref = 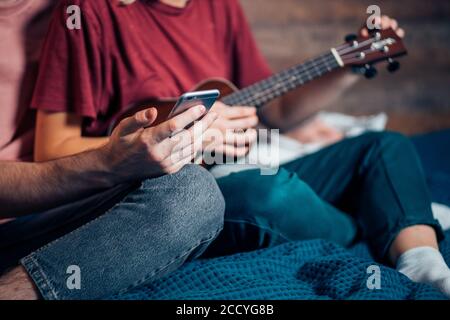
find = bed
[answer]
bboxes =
[112,129,450,300]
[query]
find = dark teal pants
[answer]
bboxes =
[204,132,444,261]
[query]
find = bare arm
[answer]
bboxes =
[34,110,109,161]
[0,149,115,218]
[2,106,217,218]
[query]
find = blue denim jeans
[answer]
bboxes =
[412,129,450,206]
[0,165,225,300]
[205,132,444,261]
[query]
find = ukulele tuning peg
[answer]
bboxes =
[364,65,378,79]
[369,28,381,35]
[387,59,400,73]
[345,34,358,43]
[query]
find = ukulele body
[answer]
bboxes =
[108,78,238,133]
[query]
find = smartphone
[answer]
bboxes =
[168,89,220,119]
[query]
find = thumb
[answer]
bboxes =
[115,108,158,137]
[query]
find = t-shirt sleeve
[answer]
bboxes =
[31,1,103,120]
[229,0,273,88]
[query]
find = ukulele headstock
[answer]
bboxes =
[333,28,407,78]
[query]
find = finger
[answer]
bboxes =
[396,28,405,38]
[222,106,257,119]
[165,155,196,175]
[224,129,257,147]
[116,108,158,136]
[165,111,218,152]
[158,136,201,170]
[210,101,227,111]
[224,115,259,130]
[212,144,251,158]
[390,19,398,31]
[153,111,217,163]
[163,143,197,168]
[360,28,369,37]
[381,15,390,29]
[152,105,206,142]
[184,110,218,143]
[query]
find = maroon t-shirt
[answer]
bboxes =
[31,0,272,136]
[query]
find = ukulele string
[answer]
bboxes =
[251,54,335,96]
[226,53,336,103]
[227,54,340,107]
[340,47,381,64]
[227,58,338,106]
[241,37,388,106]
[248,42,357,97]
[336,37,379,55]
[226,38,383,107]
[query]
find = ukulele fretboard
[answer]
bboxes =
[222,51,341,107]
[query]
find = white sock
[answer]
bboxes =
[432,203,450,231]
[397,246,450,298]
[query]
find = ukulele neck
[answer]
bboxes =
[222,50,342,107]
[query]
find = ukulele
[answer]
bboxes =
[108,28,407,132]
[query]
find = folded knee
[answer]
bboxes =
[174,164,225,235]
[175,165,226,217]
[140,165,225,244]
[218,168,311,217]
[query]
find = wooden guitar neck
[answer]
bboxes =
[222,51,341,108]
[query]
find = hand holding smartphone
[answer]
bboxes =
[168,89,220,120]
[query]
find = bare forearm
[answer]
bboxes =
[260,68,359,131]
[35,136,109,162]
[0,147,118,218]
